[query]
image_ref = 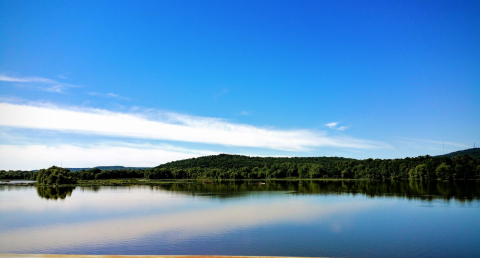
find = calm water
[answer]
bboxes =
[1,180,480,257]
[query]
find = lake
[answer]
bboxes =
[1,180,479,257]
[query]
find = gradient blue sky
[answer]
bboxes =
[1,0,479,170]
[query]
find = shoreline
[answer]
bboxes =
[2,177,479,187]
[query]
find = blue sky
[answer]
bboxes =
[0,0,479,170]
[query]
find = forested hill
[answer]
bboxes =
[2,150,480,182]
[145,152,480,180]
[156,154,354,169]
[439,148,480,159]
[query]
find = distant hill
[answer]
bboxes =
[438,148,480,159]
[156,153,354,169]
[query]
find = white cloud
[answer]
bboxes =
[0,74,77,93]
[326,122,350,131]
[0,102,390,153]
[326,122,339,129]
[0,143,217,170]
[89,92,129,100]
[0,75,56,83]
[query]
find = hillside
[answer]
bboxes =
[40,149,480,172]
[156,154,354,169]
[439,148,480,159]
[4,150,479,181]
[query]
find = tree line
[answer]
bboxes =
[0,170,37,180]
[145,154,480,180]
[1,153,480,184]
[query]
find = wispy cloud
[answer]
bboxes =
[326,122,349,131]
[213,89,229,101]
[89,92,129,101]
[0,74,78,93]
[0,102,390,152]
[396,137,470,154]
[0,75,56,83]
[326,122,339,129]
[240,111,249,116]
[400,137,469,148]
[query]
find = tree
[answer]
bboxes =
[37,166,76,185]
[436,163,452,180]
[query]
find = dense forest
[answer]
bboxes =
[145,153,480,180]
[1,149,480,183]
[0,170,37,180]
[157,154,354,169]
[73,167,145,180]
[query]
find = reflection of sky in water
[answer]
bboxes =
[1,185,480,257]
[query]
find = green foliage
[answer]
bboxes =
[0,170,37,180]
[5,152,480,185]
[74,167,145,180]
[157,154,354,170]
[145,154,480,181]
[410,164,428,180]
[436,163,452,180]
[37,166,76,185]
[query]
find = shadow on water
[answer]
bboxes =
[36,186,75,200]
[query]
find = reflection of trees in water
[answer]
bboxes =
[37,186,75,200]
[32,180,480,202]
[155,180,480,202]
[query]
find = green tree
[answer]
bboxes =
[436,163,452,180]
[37,166,76,185]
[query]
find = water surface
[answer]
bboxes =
[1,180,479,257]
